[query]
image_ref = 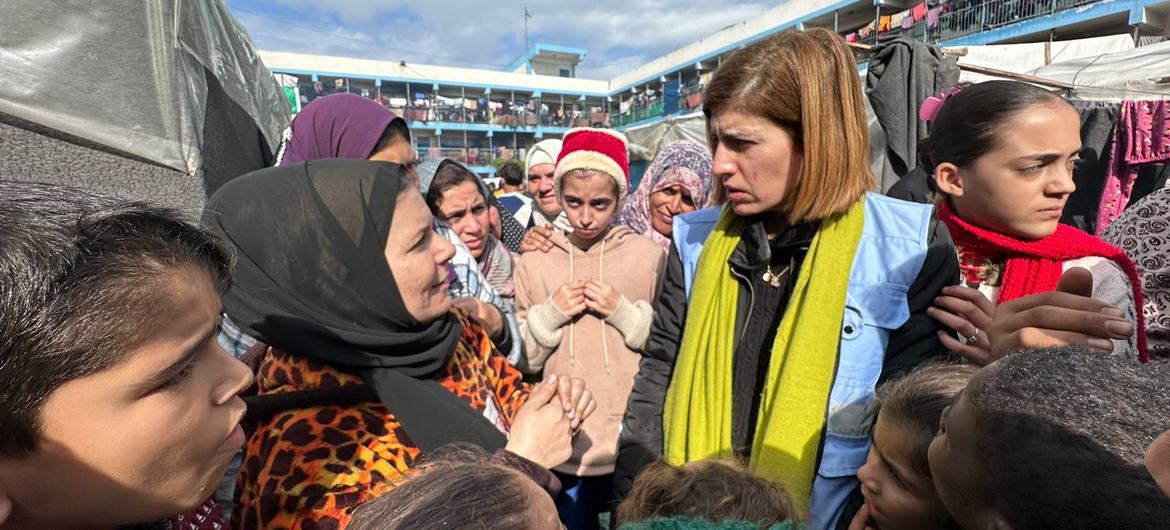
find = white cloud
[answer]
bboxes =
[230,0,769,79]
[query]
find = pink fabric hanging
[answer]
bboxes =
[1096,100,1170,235]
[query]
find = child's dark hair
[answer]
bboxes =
[347,444,542,530]
[498,161,525,186]
[875,362,978,477]
[919,80,1067,171]
[614,459,798,528]
[961,346,1170,529]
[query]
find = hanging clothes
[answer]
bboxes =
[927,7,943,27]
[913,3,928,20]
[865,37,960,187]
[1062,99,1121,233]
[1096,100,1170,235]
[879,16,892,32]
[902,12,915,30]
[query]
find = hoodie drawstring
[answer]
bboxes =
[567,238,610,373]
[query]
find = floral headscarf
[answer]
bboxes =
[617,139,714,250]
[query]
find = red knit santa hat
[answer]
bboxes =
[554,128,630,197]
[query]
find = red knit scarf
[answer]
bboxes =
[939,202,1148,362]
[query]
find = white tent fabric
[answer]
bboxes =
[953,34,1135,84]
[1031,39,1170,100]
[0,0,288,173]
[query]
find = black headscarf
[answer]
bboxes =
[204,158,506,452]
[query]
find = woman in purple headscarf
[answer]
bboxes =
[276,93,415,167]
[278,94,527,253]
[617,139,715,251]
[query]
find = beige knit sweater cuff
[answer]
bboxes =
[605,296,654,350]
[525,299,571,350]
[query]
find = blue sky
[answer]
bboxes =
[225,0,771,79]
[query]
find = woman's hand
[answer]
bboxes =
[927,286,996,365]
[848,504,876,530]
[986,267,1133,358]
[551,281,588,319]
[505,376,573,468]
[583,278,621,318]
[451,297,504,339]
[520,225,555,254]
[552,373,596,432]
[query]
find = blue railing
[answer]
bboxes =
[933,0,1099,42]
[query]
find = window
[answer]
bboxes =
[559,69,570,78]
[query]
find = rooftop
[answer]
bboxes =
[505,43,590,74]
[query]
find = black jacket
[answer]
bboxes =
[611,212,959,516]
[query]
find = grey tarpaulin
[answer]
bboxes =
[1031,40,1170,101]
[623,111,708,162]
[865,37,960,192]
[0,0,289,213]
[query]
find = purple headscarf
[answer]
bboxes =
[618,139,714,250]
[278,93,396,166]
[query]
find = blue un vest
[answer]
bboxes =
[672,193,933,530]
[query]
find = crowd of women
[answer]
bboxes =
[1,27,1169,530]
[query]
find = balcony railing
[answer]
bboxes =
[416,147,496,167]
[293,86,610,130]
[610,100,666,127]
[939,0,1098,43]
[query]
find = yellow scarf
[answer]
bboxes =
[663,201,865,510]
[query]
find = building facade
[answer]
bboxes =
[261,0,1170,178]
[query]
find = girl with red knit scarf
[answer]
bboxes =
[919,81,1148,362]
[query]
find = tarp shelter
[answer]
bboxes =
[952,34,1136,84]
[622,112,707,189]
[623,111,707,161]
[1032,39,1170,100]
[0,0,289,214]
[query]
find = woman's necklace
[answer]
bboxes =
[762,264,791,288]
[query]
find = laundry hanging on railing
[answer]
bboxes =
[927,6,942,27]
[913,3,927,20]
[859,21,874,38]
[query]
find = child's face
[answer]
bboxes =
[937,101,1081,240]
[927,386,1005,530]
[560,171,619,246]
[857,415,955,530]
[0,266,253,528]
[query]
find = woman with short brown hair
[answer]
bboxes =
[615,28,958,530]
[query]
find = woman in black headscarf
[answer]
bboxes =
[204,159,594,530]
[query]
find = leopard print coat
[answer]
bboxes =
[232,312,528,530]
